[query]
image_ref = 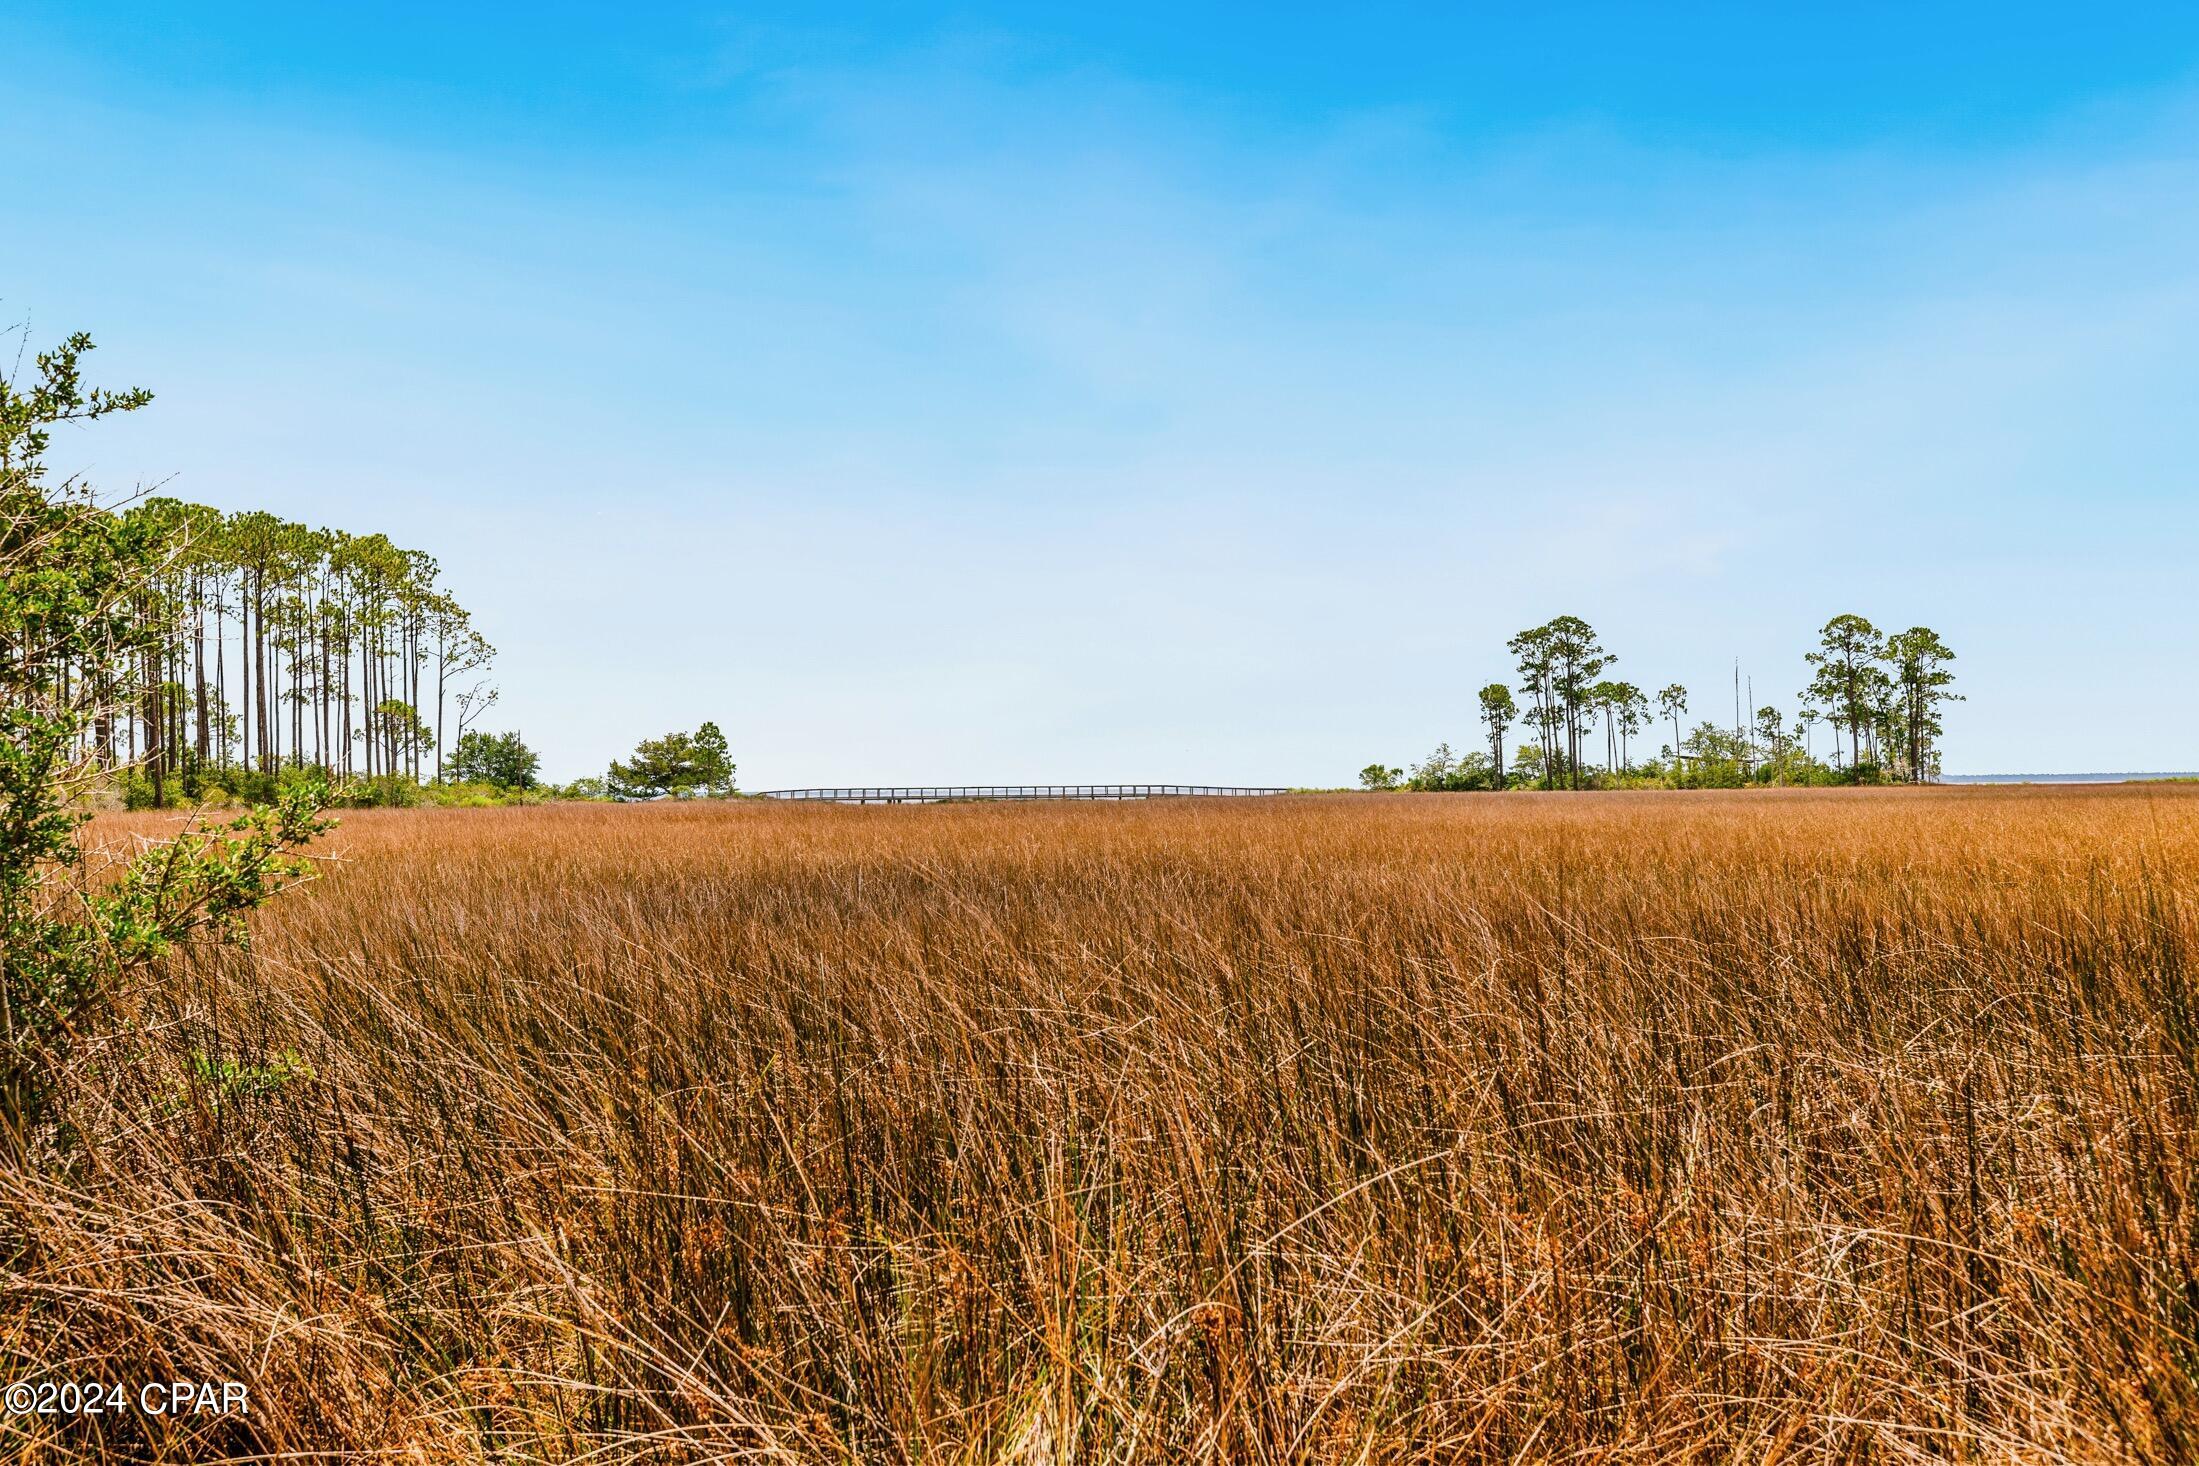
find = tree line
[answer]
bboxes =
[37,495,497,806]
[1363,613,1959,792]
[0,323,713,816]
[34,473,753,806]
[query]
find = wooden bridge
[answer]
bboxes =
[755,784,1289,804]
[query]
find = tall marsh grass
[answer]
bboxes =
[9,787,2198,1460]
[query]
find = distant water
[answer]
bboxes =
[1941,772,2199,784]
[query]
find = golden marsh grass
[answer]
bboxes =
[12,786,2199,1461]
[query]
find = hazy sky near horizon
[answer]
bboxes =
[9,5,2199,782]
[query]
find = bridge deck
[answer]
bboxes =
[755,784,1288,804]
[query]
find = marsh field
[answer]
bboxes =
[12,786,2199,1462]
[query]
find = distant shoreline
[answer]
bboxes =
[1941,772,2199,784]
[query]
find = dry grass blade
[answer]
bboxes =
[7,786,2197,1462]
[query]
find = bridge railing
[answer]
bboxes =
[754,784,1289,804]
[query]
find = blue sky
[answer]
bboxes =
[9,4,2199,781]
